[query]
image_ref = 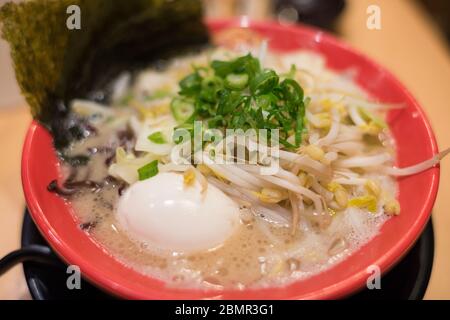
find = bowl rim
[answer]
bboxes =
[21,19,440,299]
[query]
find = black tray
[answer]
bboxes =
[20,209,434,300]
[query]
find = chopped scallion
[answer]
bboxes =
[170,53,308,150]
[170,97,195,123]
[225,73,249,90]
[148,131,166,144]
[138,160,159,181]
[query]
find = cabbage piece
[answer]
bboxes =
[108,147,157,184]
[135,122,176,156]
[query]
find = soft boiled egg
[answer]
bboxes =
[116,172,240,253]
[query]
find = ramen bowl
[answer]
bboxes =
[21,19,440,299]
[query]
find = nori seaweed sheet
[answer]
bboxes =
[0,0,209,148]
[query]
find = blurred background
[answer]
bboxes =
[2,0,450,109]
[0,0,449,299]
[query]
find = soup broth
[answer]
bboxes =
[58,47,398,289]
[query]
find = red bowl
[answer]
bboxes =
[21,19,440,299]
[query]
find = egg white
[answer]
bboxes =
[116,172,240,253]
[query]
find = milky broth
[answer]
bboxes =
[57,48,398,290]
[64,121,393,289]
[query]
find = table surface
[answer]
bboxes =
[0,0,449,299]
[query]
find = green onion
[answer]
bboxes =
[217,90,244,115]
[250,70,279,95]
[179,73,201,96]
[295,103,305,146]
[170,97,195,123]
[200,76,222,103]
[280,79,304,107]
[281,64,297,79]
[147,131,166,144]
[225,73,249,90]
[211,60,233,78]
[171,53,308,150]
[138,160,159,181]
